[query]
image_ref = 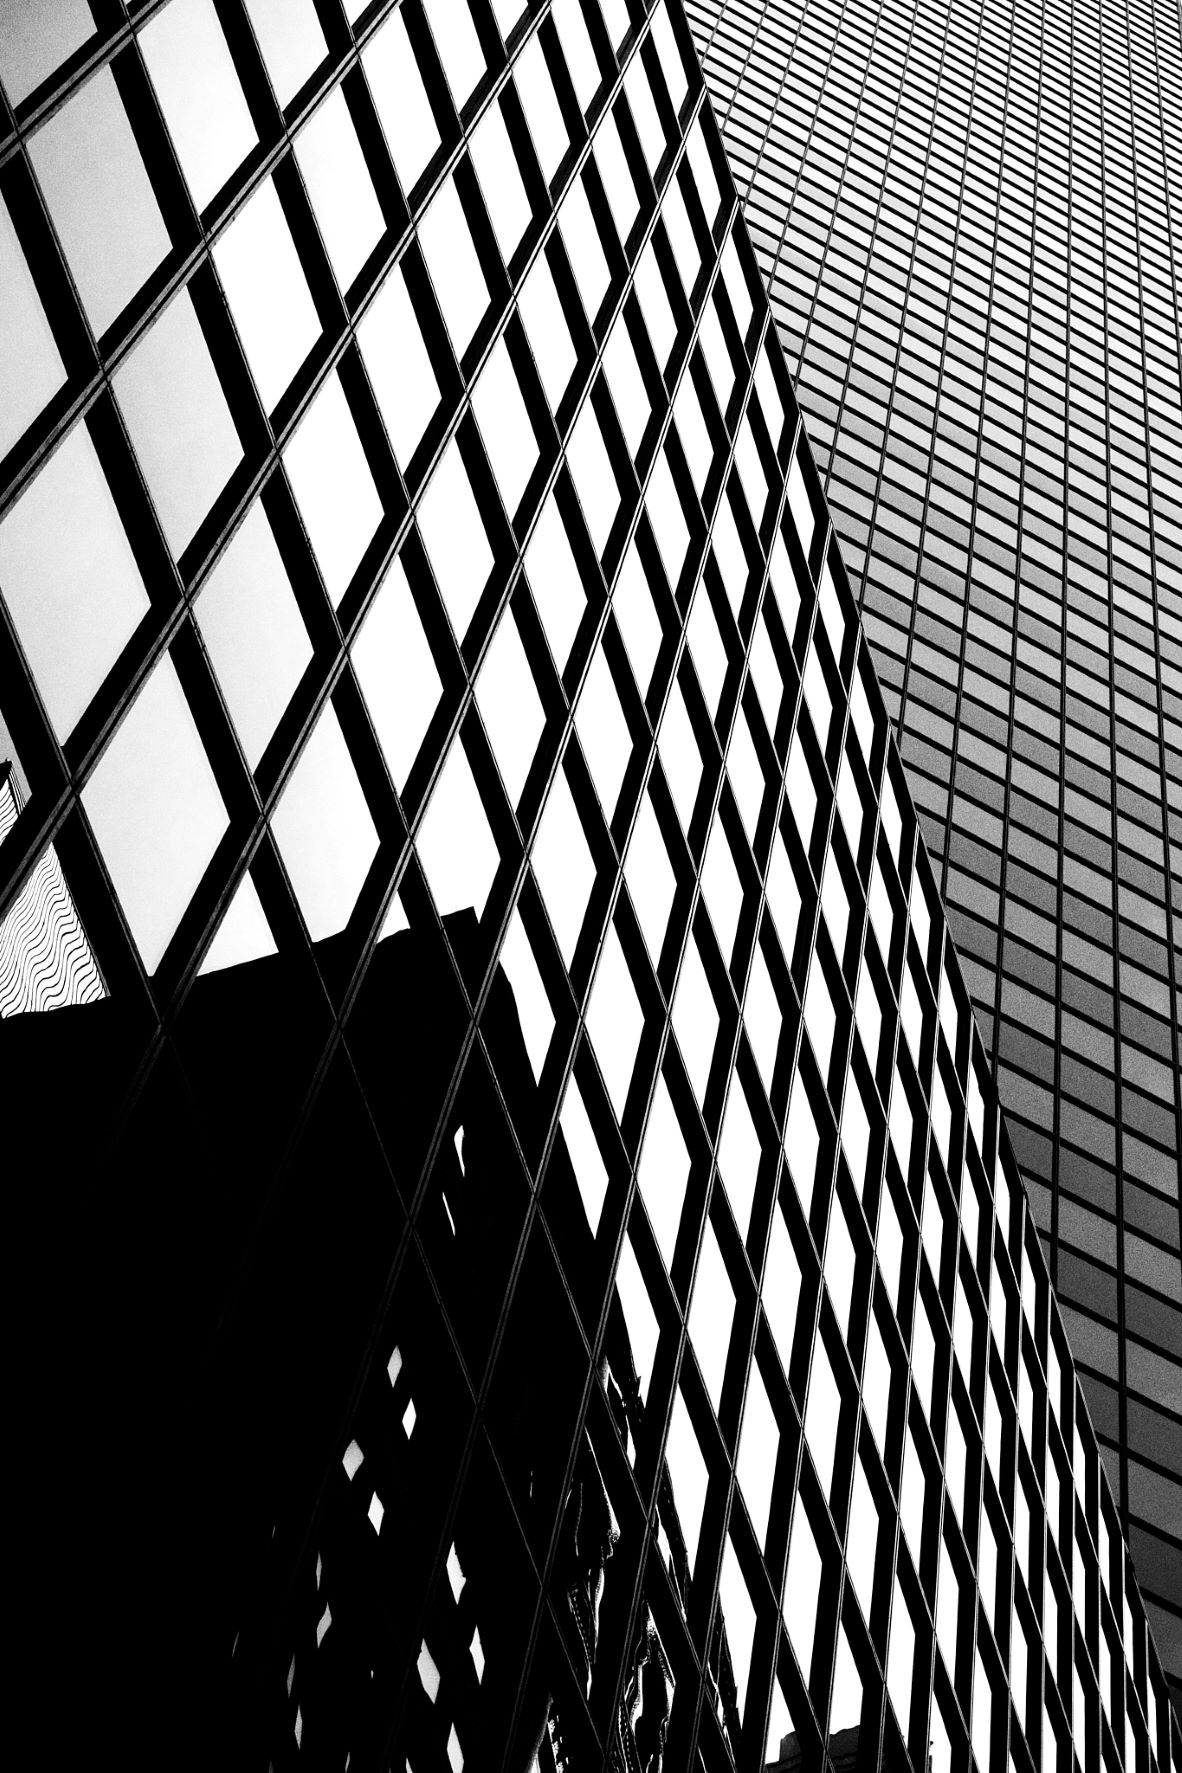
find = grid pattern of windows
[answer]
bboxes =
[686,0,1182,1696]
[1,1,1178,1769]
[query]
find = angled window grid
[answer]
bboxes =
[0,2,1178,1771]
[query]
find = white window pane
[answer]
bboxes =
[82,654,229,970]
[658,679,701,833]
[803,951,835,1077]
[718,1540,756,1717]
[766,828,800,959]
[665,1390,708,1567]
[686,115,720,230]
[363,7,441,194]
[475,608,544,807]
[575,642,631,820]
[727,709,765,844]
[198,870,275,974]
[887,1580,915,1738]
[745,944,781,1093]
[841,1067,871,1194]
[735,416,767,526]
[784,1500,822,1680]
[213,178,319,410]
[862,1313,891,1452]
[737,1361,777,1543]
[559,173,610,321]
[661,175,699,297]
[672,932,717,1106]
[0,423,150,740]
[748,612,783,734]
[787,453,815,558]
[701,814,741,960]
[551,0,600,113]
[418,739,499,917]
[624,789,675,963]
[473,336,538,515]
[698,296,733,413]
[711,496,747,612]
[422,0,486,111]
[612,541,661,697]
[532,764,594,966]
[721,230,752,338]
[0,0,94,106]
[244,0,325,105]
[518,248,576,413]
[647,449,688,587]
[587,921,643,1118]
[824,1192,856,1340]
[350,556,441,793]
[616,1235,658,1401]
[686,581,726,718]
[113,289,242,556]
[785,1068,819,1208]
[515,33,568,184]
[603,315,649,459]
[419,177,489,358]
[637,1074,688,1269]
[271,703,380,940]
[139,0,258,212]
[846,1457,879,1624]
[470,101,532,264]
[624,55,664,174]
[284,371,382,604]
[525,492,584,670]
[594,113,638,243]
[358,264,440,470]
[804,1336,841,1496]
[635,238,676,369]
[294,87,385,293]
[491,0,528,38]
[763,1203,800,1376]
[689,1219,733,1410]
[30,66,170,335]
[559,1073,608,1234]
[650,3,688,111]
[196,501,312,770]
[718,1073,759,1237]
[0,192,66,456]
[417,438,494,640]
[567,399,619,556]
[830,1625,863,1736]
[674,369,712,497]
[498,909,553,1081]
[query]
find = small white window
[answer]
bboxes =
[736,1361,777,1544]
[846,1457,878,1624]
[734,415,767,525]
[270,701,380,940]
[624,54,665,175]
[474,608,544,808]
[711,497,747,613]
[783,1500,822,1681]
[672,931,718,1107]
[647,447,689,587]
[624,789,675,963]
[293,87,384,293]
[469,100,532,263]
[567,399,619,556]
[422,0,486,111]
[498,908,553,1081]
[657,679,701,833]
[603,315,650,458]
[417,438,493,640]
[785,1067,819,1208]
[352,556,440,793]
[214,177,319,411]
[418,739,499,917]
[559,173,610,322]
[727,709,764,844]
[560,1074,609,1233]
[199,871,275,975]
[744,943,781,1094]
[686,583,727,719]
[886,1579,915,1737]
[665,1389,708,1566]
[701,814,742,961]
[363,7,440,194]
[244,0,326,107]
[686,115,721,231]
[515,33,569,184]
[615,1234,658,1400]
[612,542,662,696]
[284,371,382,604]
[720,230,752,338]
[525,492,584,670]
[575,642,631,821]
[594,112,638,243]
[472,336,538,517]
[717,1539,756,1719]
[765,830,800,960]
[532,763,595,967]
[747,612,782,735]
[861,1313,890,1452]
[358,265,439,471]
[698,296,734,413]
[661,175,699,297]
[551,0,600,114]
[688,1219,733,1410]
[518,248,577,414]
[763,1203,800,1378]
[419,177,488,358]
[824,1191,857,1345]
[674,369,713,496]
[649,3,687,112]
[787,452,814,559]
[139,0,258,212]
[586,921,643,1118]
[877,1180,904,1317]
[755,345,783,450]
[804,1336,841,1496]
[637,1075,688,1269]
[717,1072,759,1237]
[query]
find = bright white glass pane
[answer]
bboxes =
[525,492,584,670]
[647,449,688,586]
[686,115,720,227]
[718,1540,756,1717]
[887,1581,915,1737]
[846,1456,878,1625]
[518,249,576,413]
[560,1074,608,1234]
[284,371,382,603]
[689,1219,733,1411]
[198,870,275,974]
[552,0,600,113]
[470,101,531,263]
[672,932,717,1106]
[784,1501,822,1680]
[491,0,528,36]
[82,654,229,970]
[29,66,170,335]
[139,0,258,211]
[0,0,94,105]
[635,238,676,369]
[721,231,751,337]
[803,952,835,1077]
[862,1314,891,1451]
[0,423,150,740]
[698,296,733,413]
[624,55,664,174]
[737,1362,777,1543]
[804,1337,841,1495]
[824,1192,856,1339]
[358,265,439,470]
[244,0,326,105]
[417,438,493,640]
[567,400,618,556]
[877,1181,904,1316]
[514,33,568,184]
[594,114,638,243]
[624,789,675,963]
[616,1236,657,1401]
[603,317,649,459]
[901,1428,925,1561]
[587,922,643,1118]
[114,289,242,556]
[498,909,552,1081]
[0,192,66,455]
[637,1075,688,1269]
[418,740,499,917]
[701,814,741,961]
[749,613,782,734]
[422,0,486,110]
[830,1625,863,1735]
[419,177,488,358]
[661,176,699,297]
[473,337,537,515]
[745,944,781,1094]
[658,679,700,833]
[674,370,712,496]
[532,764,594,966]
[575,642,631,820]
[728,710,765,843]
[711,496,747,612]
[763,1202,799,1374]
[785,1068,819,1207]
[665,1390,708,1566]
[718,1073,759,1236]
[686,582,726,718]
[363,6,440,193]
[272,702,379,939]
[475,609,544,807]
[350,556,441,793]
[766,829,800,959]
[196,501,312,769]
[559,174,610,321]
[213,178,319,410]
[612,542,661,696]
[294,87,384,292]
[735,416,766,525]
[650,3,687,110]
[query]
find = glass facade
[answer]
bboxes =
[0,3,1178,1771]
[686,0,1182,1704]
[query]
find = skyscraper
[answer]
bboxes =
[687,0,1182,1701]
[0,4,1177,1772]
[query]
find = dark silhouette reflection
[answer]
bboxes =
[3,915,678,1771]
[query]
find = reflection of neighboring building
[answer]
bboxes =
[767,1724,860,1771]
[0,761,103,1015]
